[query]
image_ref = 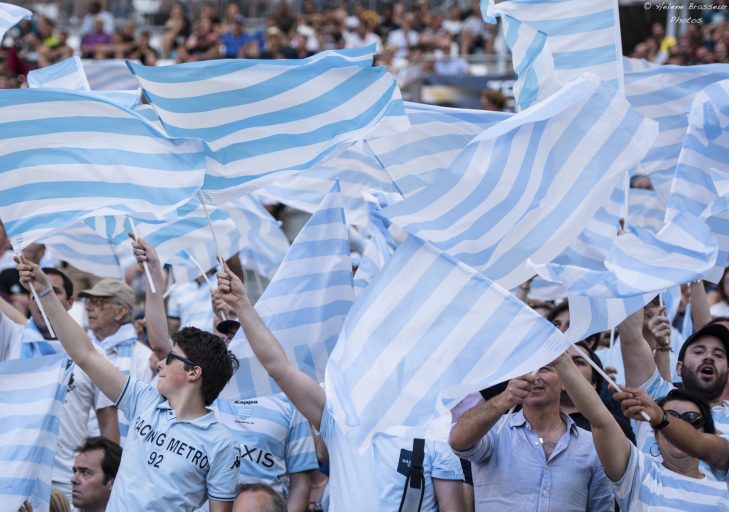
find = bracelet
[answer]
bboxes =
[37,285,53,298]
[652,408,670,430]
[654,346,672,352]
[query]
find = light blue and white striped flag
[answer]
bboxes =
[222,182,354,399]
[0,354,70,512]
[325,235,572,448]
[628,187,666,232]
[666,79,729,282]
[127,47,409,203]
[626,64,729,197]
[0,3,31,41]
[0,88,206,250]
[83,59,140,90]
[27,56,90,90]
[353,194,400,297]
[366,102,510,197]
[623,56,658,73]
[384,75,658,290]
[491,0,624,108]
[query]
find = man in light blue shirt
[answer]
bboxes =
[17,258,241,511]
[449,365,613,511]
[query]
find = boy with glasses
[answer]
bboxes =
[15,256,241,511]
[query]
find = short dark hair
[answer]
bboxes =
[77,436,122,484]
[234,483,286,512]
[656,388,716,434]
[547,301,569,325]
[575,341,604,391]
[43,267,73,298]
[172,327,239,406]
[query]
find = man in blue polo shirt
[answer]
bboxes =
[16,256,241,511]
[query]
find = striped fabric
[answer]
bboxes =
[0,88,206,250]
[627,188,666,232]
[622,56,658,73]
[0,3,31,41]
[366,102,510,197]
[83,59,140,90]
[492,0,624,105]
[222,182,354,399]
[126,47,409,203]
[667,79,729,282]
[384,75,658,291]
[325,235,572,449]
[353,195,399,297]
[0,354,70,511]
[625,64,729,197]
[27,56,90,90]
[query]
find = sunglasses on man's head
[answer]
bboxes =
[665,409,704,430]
[165,351,198,368]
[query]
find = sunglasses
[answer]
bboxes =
[165,351,198,368]
[665,409,705,430]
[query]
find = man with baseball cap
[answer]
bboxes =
[79,279,153,441]
[618,306,729,460]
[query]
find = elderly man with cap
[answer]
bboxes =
[618,305,729,461]
[80,279,153,441]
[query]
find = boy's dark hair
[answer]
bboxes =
[656,388,716,434]
[172,327,239,406]
[78,436,122,484]
[234,483,286,512]
[43,267,73,298]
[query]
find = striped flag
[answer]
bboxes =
[127,47,409,203]
[623,56,658,73]
[222,182,354,399]
[27,56,90,90]
[384,75,658,290]
[492,0,624,108]
[325,235,572,448]
[353,195,399,297]
[0,88,206,250]
[625,64,729,197]
[83,59,140,90]
[366,102,510,197]
[666,79,729,282]
[0,354,70,511]
[0,3,31,41]
[628,187,666,232]
[480,0,496,23]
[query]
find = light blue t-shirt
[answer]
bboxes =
[319,402,464,512]
[108,377,240,511]
[613,444,729,511]
[213,393,318,495]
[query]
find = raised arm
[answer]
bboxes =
[617,308,657,387]
[552,352,630,482]
[0,294,27,325]
[448,375,534,452]
[15,256,126,402]
[615,387,729,470]
[648,306,673,382]
[217,264,326,429]
[690,281,711,330]
[130,235,172,359]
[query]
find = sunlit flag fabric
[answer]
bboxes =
[127,46,409,203]
[384,74,658,291]
[27,56,90,90]
[221,182,354,399]
[625,63,729,197]
[0,88,206,250]
[628,187,666,232]
[623,56,658,73]
[83,59,140,90]
[0,354,70,511]
[366,102,511,197]
[325,235,572,448]
[0,3,31,41]
[353,195,399,297]
[490,0,624,108]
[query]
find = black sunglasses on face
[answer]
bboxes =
[665,409,705,430]
[165,351,198,368]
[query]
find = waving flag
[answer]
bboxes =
[83,59,140,90]
[222,182,354,399]
[0,88,206,250]
[127,47,409,203]
[625,64,729,197]
[353,195,400,297]
[366,102,510,197]
[491,0,623,108]
[628,188,666,232]
[666,79,729,282]
[384,75,658,290]
[623,57,658,73]
[0,354,70,511]
[325,235,572,448]
[0,3,31,41]
[27,56,90,90]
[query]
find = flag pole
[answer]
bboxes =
[128,217,157,294]
[188,253,226,321]
[15,250,56,338]
[198,191,226,270]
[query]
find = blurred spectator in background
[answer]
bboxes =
[80,17,113,59]
[80,1,115,37]
[481,89,507,112]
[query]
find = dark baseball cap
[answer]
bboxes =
[678,323,729,362]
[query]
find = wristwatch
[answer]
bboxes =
[652,408,670,430]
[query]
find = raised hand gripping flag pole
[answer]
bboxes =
[13,252,56,339]
[128,217,157,294]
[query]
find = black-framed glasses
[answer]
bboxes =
[665,409,705,430]
[165,351,198,368]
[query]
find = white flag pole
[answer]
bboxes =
[188,253,226,321]
[15,250,56,338]
[198,191,226,270]
[128,217,157,294]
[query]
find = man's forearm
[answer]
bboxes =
[449,395,508,452]
[235,296,290,377]
[143,262,172,359]
[0,295,26,325]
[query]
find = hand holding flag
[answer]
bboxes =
[217,263,249,312]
